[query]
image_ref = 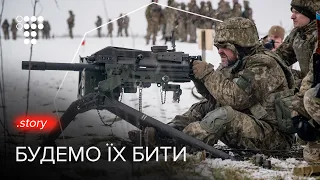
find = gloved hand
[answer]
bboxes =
[292,115,320,142]
[192,60,214,80]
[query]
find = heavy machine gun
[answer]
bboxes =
[21,44,234,160]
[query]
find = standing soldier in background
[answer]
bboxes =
[95,16,102,38]
[107,19,113,37]
[198,1,207,29]
[2,19,9,40]
[145,0,162,45]
[42,21,51,39]
[263,25,285,51]
[232,0,242,18]
[217,0,231,21]
[242,0,253,22]
[177,2,187,42]
[205,1,216,29]
[11,19,17,40]
[163,0,178,44]
[117,13,123,37]
[187,0,199,43]
[123,15,130,37]
[67,10,75,39]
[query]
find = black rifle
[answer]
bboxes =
[21,45,234,160]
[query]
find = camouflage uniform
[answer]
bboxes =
[204,1,216,29]
[217,0,231,21]
[145,2,162,45]
[95,16,102,38]
[177,3,188,42]
[168,17,294,150]
[187,0,199,43]
[198,1,207,29]
[67,10,75,39]
[11,19,17,40]
[43,21,51,39]
[163,0,178,43]
[2,19,9,40]
[232,0,242,18]
[123,16,130,37]
[242,1,253,22]
[117,14,123,37]
[107,19,113,37]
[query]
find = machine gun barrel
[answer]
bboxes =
[22,61,103,71]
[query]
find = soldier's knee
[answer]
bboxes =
[199,106,235,134]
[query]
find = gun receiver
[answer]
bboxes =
[22,45,234,160]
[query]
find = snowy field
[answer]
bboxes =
[0,0,312,179]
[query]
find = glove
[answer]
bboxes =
[192,60,214,80]
[292,115,320,142]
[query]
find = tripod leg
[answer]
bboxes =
[42,93,99,145]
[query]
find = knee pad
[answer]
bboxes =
[199,106,235,134]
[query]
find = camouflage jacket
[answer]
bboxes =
[194,45,290,124]
[145,4,162,24]
[276,20,317,79]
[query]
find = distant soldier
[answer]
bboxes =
[217,0,231,21]
[163,0,178,44]
[198,1,207,29]
[34,21,39,39]
[117,13,123,37]
[242,0,253,22]
[11,19,17,40]
[2,19,9,40]
[123,15,130,37]
[177,2,188,42]
[232,0,242,18]
[145,0,162,45]
[67,10,75,38]
[42,21,51,39]
[95,16,102,38]
[205,1,217,29]
[187,0,199,43]
[107,19,113,37]
[264,25,285,51]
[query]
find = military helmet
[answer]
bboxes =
[291,0,320,20]
[268,25,285,39]
[214,17,259,47]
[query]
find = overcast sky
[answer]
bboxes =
[1,0,293,37]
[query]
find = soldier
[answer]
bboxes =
[187,0,199,43]
[95,16,102,38]
[123,15,130,37]
[130,17,295,152]
[204,1,217,29]
[117,13,123,37]
[198,1,207,29]
[11,19,17,40]
[107,19,113,37]
[242,0,253,22]
[145,0,162,45]
[231,0,242,18]
[163,0,178,44]
[67,10,75,38]
[43,21,51,39]
[274,0,320,163]
[2,19,9,40]
[264,25,285,51]
[34,21,39,39]
[276,0,318,86]
[177,2,188,42]
[217,0,231,21]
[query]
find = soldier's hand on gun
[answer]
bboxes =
[192,60,214,79]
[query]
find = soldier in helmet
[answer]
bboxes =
[130,17,294,151]
[67,10,75,38]
[204,1,217,29]
[274,0,320,164]
[163,0,178,44]
[117,13,123,37]
[95,16,102,38]
[187,0,199,43]
[198,1,207,29]
[107,19,113,37]
[11,19,18,40]
[176,2,188,42]
[231,0,242,18]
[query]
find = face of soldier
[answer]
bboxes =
[268,35,283,51]
[291,8,311,28]
[217,48,237,67]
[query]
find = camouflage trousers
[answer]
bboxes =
[146,22,159,45]
[304,84,320,123]
[177,22,187,42]
[170,99,292,150]
[304,141,320,164]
